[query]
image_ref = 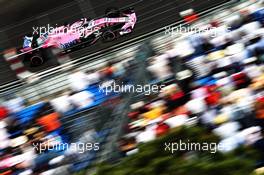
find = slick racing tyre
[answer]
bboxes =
[105,7,120,18]
[30,53,44,67]
[102,30,116,42]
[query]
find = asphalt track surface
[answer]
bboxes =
[0,0,229,84]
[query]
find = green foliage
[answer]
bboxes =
[96,126,258,175]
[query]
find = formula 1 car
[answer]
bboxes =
[20,8,136,66]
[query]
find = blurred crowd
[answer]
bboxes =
[0,59,134,174]
[0,1,264,175]
[119,1,264,170]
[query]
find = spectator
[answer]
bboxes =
[37,112,61,133]
[3,96,25,114]
[69,91,94,109]
[102,62,115,80]
[155,121,170,137]
[68,68,90,92]
[0,106,9,120]
[147,54,173,82]
[0,121,11,150]
[50,90,74,113]
[85,69,101,85]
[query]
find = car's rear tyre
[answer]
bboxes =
[30,54,44,67]
[102,30,116,42]
[105,7,120,18]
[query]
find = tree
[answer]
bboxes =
[96,126,259,175]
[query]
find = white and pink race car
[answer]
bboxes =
[20,8,137,66]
